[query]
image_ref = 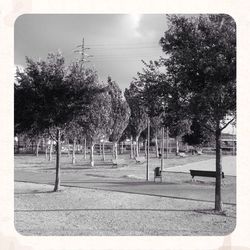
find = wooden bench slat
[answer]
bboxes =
[112,159,126,167]
[190,170,225,178]
[135,157,146,163]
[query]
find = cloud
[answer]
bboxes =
[128,14,142,37]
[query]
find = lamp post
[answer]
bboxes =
[166,126,169,159]
[161,101,167,172]
[161,127,164,172]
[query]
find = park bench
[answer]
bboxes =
[179,152,187,157]
[135,156,146,164]
[190,170,225,180]
[112,158,126,167]
[196,150,203,155]
[154,167,162,182]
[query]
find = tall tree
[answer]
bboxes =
[124,83,148,157]
[65,62,110,167]
[107,77,130,159]
[65,120,83,164]
[159,14,236,211]
[15,53,104,191]
[82,92,112,166]
[15,52,67,191]
[135,60,191,156]
[150,115,163,158]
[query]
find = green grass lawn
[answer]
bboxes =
[15,151,215,170]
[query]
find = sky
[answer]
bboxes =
[14,14,235,134]
[14,14,167,90]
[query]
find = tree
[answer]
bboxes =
[119,123,134,158]
[15,53,105,191]
[107,77,130,159]
[163,89,192,155]
[65,120,83,164]
[65,62,110,167]
[148,116,162,157]
[159,14,236,211]
[15,52,68,191]
[124,83,148,157]
[83,92,112,166]
[134,60,191,156]
[182,118,214,151]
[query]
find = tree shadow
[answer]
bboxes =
[14,208,204,212]
[194,208,235,218]
[15,190,54,195]
[14,208,236,218]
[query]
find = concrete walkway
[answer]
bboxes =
[165,156,236,176]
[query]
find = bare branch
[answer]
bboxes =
[220,117,236,131]
[48,128,57,142]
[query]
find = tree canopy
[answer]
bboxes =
[159,14,236,130]
[108,77,130,144]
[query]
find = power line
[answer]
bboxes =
[87,46,160,50]
[85,42,159,47]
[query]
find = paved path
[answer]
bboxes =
[15,169,236,205]
[165,156,236,176]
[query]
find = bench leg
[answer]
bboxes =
[222,178,225,186]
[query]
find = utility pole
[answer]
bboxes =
[74,37,93,66]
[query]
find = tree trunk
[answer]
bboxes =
[90,142,95,167]
[146,118,150,180]
[144,139,147,156]
[99,143,102,155]
[215,126,223,212]
[49,140,53,161]
[54,129,61,192]
[83,138,87,160]
[45,138,48,159]
[175,137,179,155]
[35,138,41,157]
[166,127,169,159]
[118,142,121,155]
[130,136,134,159]
[113,142,118,160]
[121,142,124,154]
[72,137,76,164]
[102,142,105,161]
[67,139,70,157]
[155,131,159,158]
[135,135,139,157]
[31,140,34,154]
